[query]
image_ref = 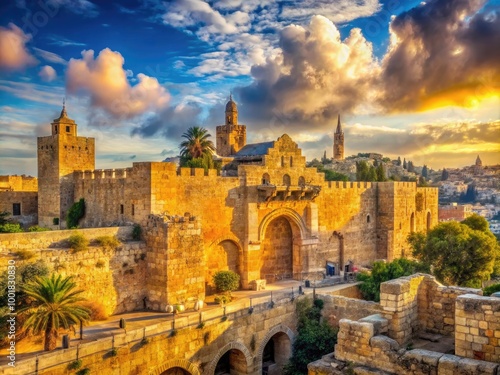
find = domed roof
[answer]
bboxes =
[225,95,237,112]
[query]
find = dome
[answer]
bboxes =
[225,98,237,112]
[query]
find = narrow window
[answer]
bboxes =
[290,156,293,167]
[367,215,371,223]
[120,204,124,214]
[281,155,285,167]
[54,125,57,133]
[132,204,135,216]
[66,126,70,132]
[12,203,21,216]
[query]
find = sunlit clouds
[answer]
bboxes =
[0,23,38,71]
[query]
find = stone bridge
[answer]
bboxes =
[1,292,299,375]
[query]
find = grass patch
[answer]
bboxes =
[95,235,121,251]
[12,249,35,261]
[68,232,89,252]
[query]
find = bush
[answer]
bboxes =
[76,368,90,375]
[213,270,240,296]
[28,225,50,232]
[67,359,82,370]
[79,301,108,321]
[67,198,85,229]
[132,224,142,240]
[68,233,89,252]
[483,283,500,296]
[214,294,230,306]
[95,236,120,250]
[12,249,35,261]
[0,223,23,233]
[284,298,337,375]
[357,258,428,302]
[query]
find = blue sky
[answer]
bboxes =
[0,0,499,176]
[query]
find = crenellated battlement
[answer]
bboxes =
[74,168,133,180]
[323,181,375,189]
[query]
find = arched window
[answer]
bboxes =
[367,215,370,223]
[283,174,291,186]
[298,176,305,187]
[262,173,270,185]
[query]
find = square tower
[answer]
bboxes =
[216,96,246,156]
[37,105,95,228]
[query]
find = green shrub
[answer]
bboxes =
[284,298,338,375]
[95,235,120,250]
[132,224,142,240]
[76,368,90,375]
[483,283,500,296]
[28,225,50,232]
[213,270,240,296]
[68,233,89,252]
[0,223,23,233]
[214,294,230,306]
[67,198,85,229]
[67,359,82,370]
[12,249,35,261]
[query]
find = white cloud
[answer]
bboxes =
[66,48,170,119]
[33,47,67,65]
[0,23,38,71]
[38,65,57,82]
[0,80,63,105]
[47,0,99,17]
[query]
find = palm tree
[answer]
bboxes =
[179,126,215,160]
[21,274,90,351]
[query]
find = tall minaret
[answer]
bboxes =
[333,114,344,160]
[216,94,246,156]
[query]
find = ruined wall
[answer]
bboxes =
[335,315,500,375]
[321,294,383,327]
[418,278,481,336]
[145,214,205,309]
[0,191,37,227]
[455,294,500,363]
[0,227,144,315]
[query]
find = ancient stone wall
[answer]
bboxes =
[455,294,500,363]
[0,175,37,191]
[0,227,143,315]
[321,293,383,327]
[0,191,37,227]
[145,214,205,309]
[418,278,481,335]
[335,315,500,374]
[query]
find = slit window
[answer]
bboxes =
[13,203,21,216]
[66,126,70,132]
[54,126,57,133]
[132,204,135,216]
[367,215,371,223]
[120,204,124,214]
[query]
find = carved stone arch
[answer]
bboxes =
[149,359,200,375]
[208,234,243,250]
[206,236,244,295]
[258,208,308,241]
[203,341,253,375]
[256,324,295,368]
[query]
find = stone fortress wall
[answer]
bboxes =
[0,175,38,226]
[0,226,146,315]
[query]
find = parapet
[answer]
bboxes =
[74,168,133,180]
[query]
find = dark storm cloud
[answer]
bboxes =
[380,0,500,110]
[131,103,203,139]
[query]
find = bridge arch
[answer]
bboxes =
[256,324,295,374]
[203,341,253,375]
[149,359,200,375]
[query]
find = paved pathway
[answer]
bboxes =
[0,280,357,366]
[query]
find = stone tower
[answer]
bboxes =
[333,114,344,160]
[37,103,95,228]
[216,95,246,156]
[475,155,482,167]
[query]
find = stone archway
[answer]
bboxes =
[149,359,200,375]
[257,325,295,375]
[206,239,242,295]
[204,341,253,375]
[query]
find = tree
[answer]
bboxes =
[460,184,477,203]
[357,259,428,302]
[397,156,402,166]
[441,169,449,181]
[21,274,90,351]
[376,164,386,181]
[407,161,415,173]
[422,165,428,178]
[284,298,337,375]
[408,217,499,288]
[179,126,215,161]
[323,170,349,182]
[403,158,407,169]
[356,161,369,181]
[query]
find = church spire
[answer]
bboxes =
[59,97,68,119]
[335,114,343,134]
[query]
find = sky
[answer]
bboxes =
[0,0,499,177]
